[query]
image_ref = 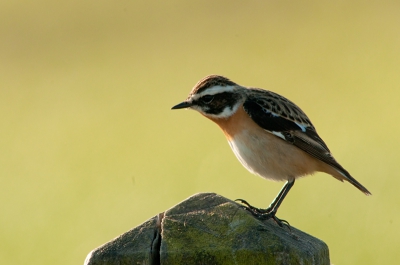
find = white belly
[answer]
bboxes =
[228,129,318,182]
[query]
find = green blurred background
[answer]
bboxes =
[1,1,398,264]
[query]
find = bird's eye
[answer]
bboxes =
[201,95,214,104]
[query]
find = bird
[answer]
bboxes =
[171,75,371,226]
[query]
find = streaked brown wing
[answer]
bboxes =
[243,90,330,152]
[243,92,371,195]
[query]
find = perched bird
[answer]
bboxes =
[172,75,371,226]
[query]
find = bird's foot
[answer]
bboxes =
[235,199,272,214]
[235,199,291,229]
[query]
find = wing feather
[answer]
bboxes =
[242,92,371,195]
[243,93,338,173]
[242,91,330,152]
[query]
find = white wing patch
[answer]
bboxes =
[295,122,307,132]
[271,131,285,140]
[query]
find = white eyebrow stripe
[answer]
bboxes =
[191,85,237,100]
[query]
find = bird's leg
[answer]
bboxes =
[268,179,295,214]
[236,180,295,227]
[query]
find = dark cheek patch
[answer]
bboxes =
[204,93,240,115]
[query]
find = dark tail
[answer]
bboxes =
[335,167,372,196]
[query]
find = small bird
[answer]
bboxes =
[172,75,371,226]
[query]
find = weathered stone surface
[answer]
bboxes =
[84,214,160,265]
[160,193,329,265]
[85,193,330,265]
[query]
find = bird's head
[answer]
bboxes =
[171,75,245,119]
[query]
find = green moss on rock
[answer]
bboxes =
[85,193,330,265]
[160,193,329,265]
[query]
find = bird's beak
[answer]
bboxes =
[171,101,193,110]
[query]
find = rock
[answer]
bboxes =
[85,193,330,265]
[84,215,159,264]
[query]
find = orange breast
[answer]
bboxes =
[206,105,260,140]
[202,105,324,181]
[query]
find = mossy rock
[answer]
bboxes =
[85,193,330,265]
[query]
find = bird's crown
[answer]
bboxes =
[189,75,238,96]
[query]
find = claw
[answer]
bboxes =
[235,198,291,230]
[234,198,248,204]
[235,199,271,214]
[272,216,291,230]
[235,199,258,211]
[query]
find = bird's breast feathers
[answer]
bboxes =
[227,128,321,181]
[210,106,321,181]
